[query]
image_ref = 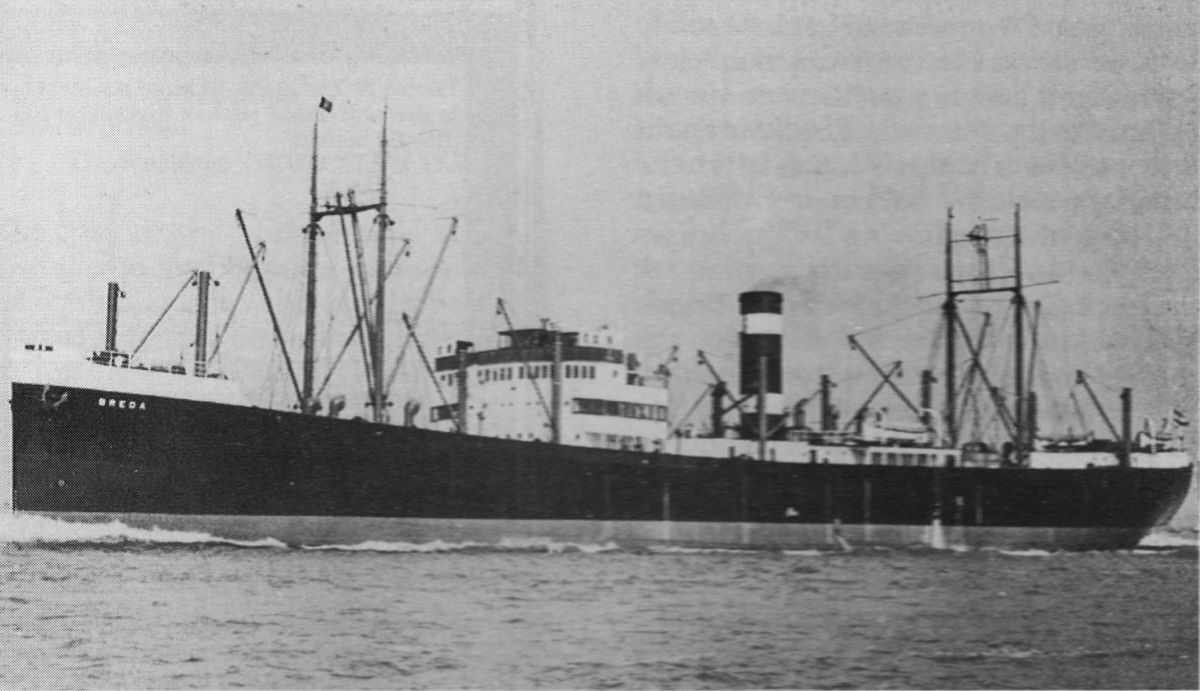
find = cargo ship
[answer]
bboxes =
[3,111,1191,550]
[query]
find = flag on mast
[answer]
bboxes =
[319,97,333,113]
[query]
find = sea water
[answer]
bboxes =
[0,515,1195,690]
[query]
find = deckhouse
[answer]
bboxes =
[429,325,669,450]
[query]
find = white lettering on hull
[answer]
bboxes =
[97,397,147,410]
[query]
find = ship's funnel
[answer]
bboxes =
[739,291,784,439]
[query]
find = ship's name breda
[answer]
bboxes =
[97,396,147,411]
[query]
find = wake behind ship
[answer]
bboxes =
[4,108,1192,550]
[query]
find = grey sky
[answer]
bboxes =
[0,1,1195,444]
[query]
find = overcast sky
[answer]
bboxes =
[0,0,1195,441]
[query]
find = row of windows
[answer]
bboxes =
[585,432,660,451]
[431,398,667,423]
[433,339,619,357]
[437,364,604,387]
[577,333,615,346]
[574,397,668,421]
[564,364,595,379]
[863,451,955,467]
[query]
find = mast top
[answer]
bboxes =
[309,111,321,220]
[379,105,388,207]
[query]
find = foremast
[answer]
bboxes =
[301,109,322,414]
[301,102,393,422]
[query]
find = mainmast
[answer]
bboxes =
[1012,204,1027,462]
[942,207,957,446]
[300,101,391,421]
[943,203,1033,463]
[372,107,391,423]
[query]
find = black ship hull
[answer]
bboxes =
[10,382,1193,550]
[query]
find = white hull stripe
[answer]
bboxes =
[21,512,1150,551]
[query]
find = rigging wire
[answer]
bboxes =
[336,200,374,396]
[1069,390,1090,433]
[669,384,714,436]
[1034,336,1069,431]
[131,271,197,358]
[237,209,303,408]
[992,301,1013,386]
[1036,305,1084,431]
[401,312,460,432]
[495,298,555,431]
[264,335,280,410]
[315,241,410,401]
[954,314,990,435]
[850,305,941,338]
[924,312,944,376]
[1025,300,1040,397]
[1086,372,1125,395]
[210,242,266,364]
[350,194,375,371]
[952,310,1017,442]
[319,211,354,369]
[385,217,458,395]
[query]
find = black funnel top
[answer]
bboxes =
[739,291,783,315]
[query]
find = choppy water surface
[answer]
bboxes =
[0,517,1195,690]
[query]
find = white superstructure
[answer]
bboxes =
[8,344,248,407]
[428,326,669,451]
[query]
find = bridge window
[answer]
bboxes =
[574,397,667,422]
